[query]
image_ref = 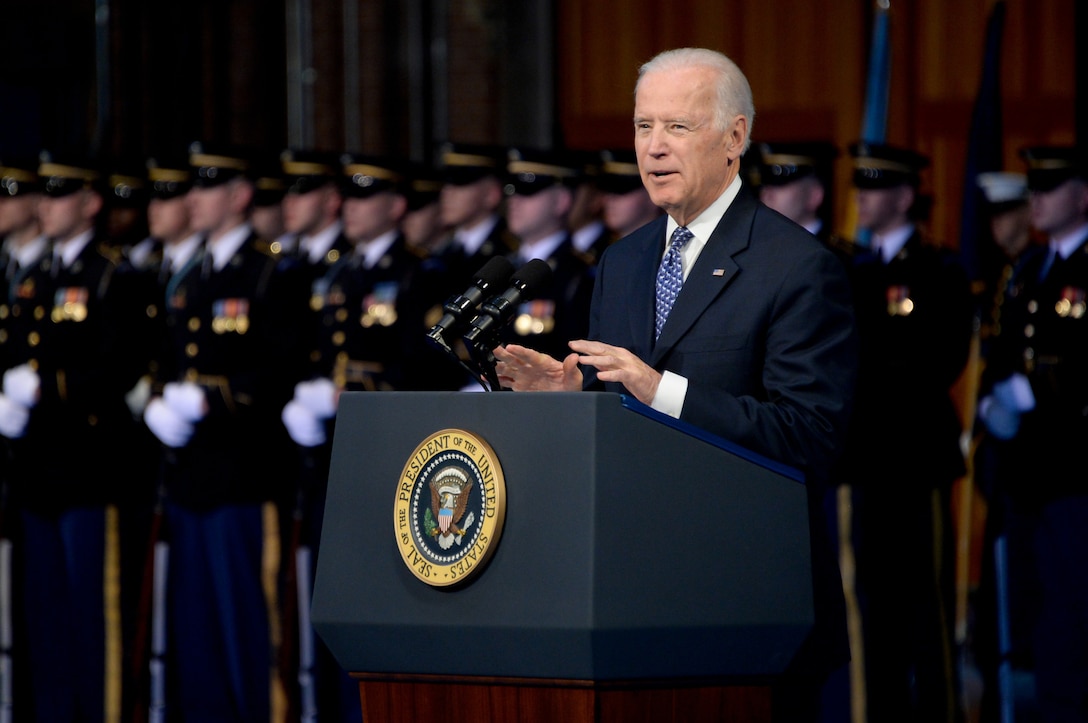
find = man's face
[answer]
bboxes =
[1029,178,1088,238]
[282,185,339,236]
[505,187,566,244]
[148,196,192,244]
[38,190,97,241]
[603,188,658,238]
[251,204,285,242]
[759,177,822,227]
[633,65,743,225]
[341,192,399,243]
[0,193,40,237]
[186,185,231,234]
[989,204,1032,260]
[855,185,910,235]
[402,201,444,251]
[439,177,497,229]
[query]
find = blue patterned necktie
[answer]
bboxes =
[655,226,693,340]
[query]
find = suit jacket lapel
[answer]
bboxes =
[650,192,755,365]
[627,216,668,357]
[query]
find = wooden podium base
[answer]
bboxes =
[356,674,772,723]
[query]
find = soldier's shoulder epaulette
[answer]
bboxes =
[572,247,597,267]
[253,238,279,258]
[826,234,859,258]
[96,243,125,264]
[405,243,430,261]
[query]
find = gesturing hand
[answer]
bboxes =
[568,339,662,405]
[493,344,582,392]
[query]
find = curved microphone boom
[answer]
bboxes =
[426,256,516,354]
[463,258,554,351]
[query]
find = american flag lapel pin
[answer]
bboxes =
[712,268,726,277]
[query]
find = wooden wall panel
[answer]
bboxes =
[557,0,1077,250]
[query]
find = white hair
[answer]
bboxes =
[636,48,756,153]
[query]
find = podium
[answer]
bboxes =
[312,392,814,722]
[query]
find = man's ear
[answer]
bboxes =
[726,115,748,161]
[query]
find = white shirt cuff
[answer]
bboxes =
[650,370,687,419]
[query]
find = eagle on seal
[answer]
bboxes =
[429,468,473,549]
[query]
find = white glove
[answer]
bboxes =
[144,396,195,448]
[3,364,40,409]
[163,381,207,422]
[294,377,338,419]
[282,399,327,447]
[978,394,1020,440]
[993,373,1035,413]
[0,394,29,439]
[125,375,152,416]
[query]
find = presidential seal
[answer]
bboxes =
[395,428,507,587]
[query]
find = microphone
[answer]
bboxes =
[426,257,516,353]
[462,258,554,352]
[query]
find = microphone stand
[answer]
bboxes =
[465,334,506,392]
[425,331,494,391]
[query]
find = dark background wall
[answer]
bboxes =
[0,0,1079,247]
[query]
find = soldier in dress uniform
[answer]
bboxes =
[104,163,150,258]
[837,141,975,723]
[969,169,1043,723]
[975,146,1088,722]
[0,155,47,722]
[280,149,351,271]
[426,142,519,389]
[491,146,595,364]
[434,141,518,285]
[0,151,155,722]
[140,142,309,723]
[281,153,437,722]
[754,140,854,264]
[596,148,663,242]
[567,149,610,264]
[251,156,292,253]
[0,157,49,334]
[401,160,448,256]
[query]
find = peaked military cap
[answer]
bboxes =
[187,142,251,188]
[437,142,505,186]
[595,148,644,195]
[106,161,148,208]
[37,150,104,197]
[755,140,838,187]
[280,149,339,196]
[849,142,929,189]
[504,146,581,196]
[1020,145,1088,193]
[977,171,1028,215]
[404,161,443,211]
[339,153,405,199]
[0,156,42,197]
[146,155,193,200]
[248,155,287,208]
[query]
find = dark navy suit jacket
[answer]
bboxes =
[586,188,859,677]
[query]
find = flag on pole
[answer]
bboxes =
[846,0,892,246]
[959,0,1007,286]
[861,0,891,144]
[953,0,1008,668]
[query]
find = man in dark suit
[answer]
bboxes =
[494,47,858,722]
